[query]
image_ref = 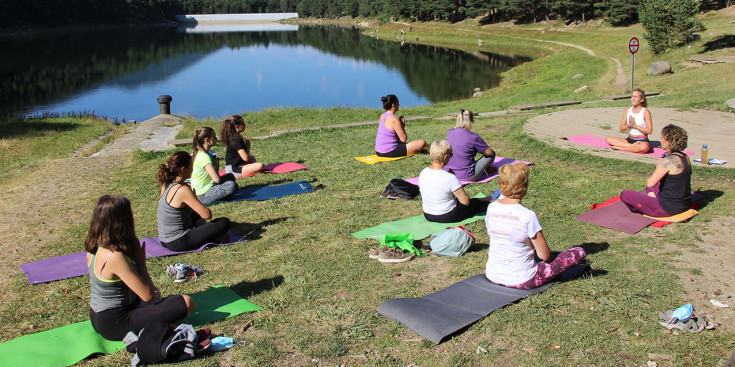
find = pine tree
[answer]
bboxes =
[639,0,705,54]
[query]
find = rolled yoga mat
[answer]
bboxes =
[0,285,261,367]
[377,265,588,344]
[207,180,316,205]
[21,232,244,285]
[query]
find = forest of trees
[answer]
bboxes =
[1,0,730,29]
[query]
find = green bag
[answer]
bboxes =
[380,232,425,256]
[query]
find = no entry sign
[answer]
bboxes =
[629,37,639,54]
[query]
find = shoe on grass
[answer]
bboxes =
[369,245,390,259]
[378,248,413,263]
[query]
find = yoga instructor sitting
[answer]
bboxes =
[86,195,195,341]
[620,124,692,217]
[419,140,489,223]
[445,109,496,180]
[157,151,231,252]
[605,88,652,153]
[375,94,425,157]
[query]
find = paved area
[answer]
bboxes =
[524,107,735,167]
[91,114,188,157]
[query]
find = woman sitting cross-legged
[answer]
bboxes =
[375,94,426,157]
[191,127,238,206]
[86,195,195,341]
[620,124,692,217]
[157,151,232,252]
[419,140,490,223]
[485,163,586,289]
[220,115,265,177]
[445,109,496,180]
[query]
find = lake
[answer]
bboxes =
[0,24,534,122]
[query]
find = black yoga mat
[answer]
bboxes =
[377,264,588,344]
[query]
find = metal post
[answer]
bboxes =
[631,54,635,92]
[157,95,173,115]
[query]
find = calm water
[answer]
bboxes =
[0,25,533,122]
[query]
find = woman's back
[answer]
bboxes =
[157,183,193,243]
[658,153,692,214]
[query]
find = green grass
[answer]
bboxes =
[2,7,735,367]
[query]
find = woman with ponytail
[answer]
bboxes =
[375,94,425,157]
[220,115,265,176]
[191,127,238,206]
[157,151,231,251]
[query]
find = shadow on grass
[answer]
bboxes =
[692,189,724,210]
[702,35,735,53]
[230,275,284,299]
[0,120,81,139]
[232,217,293,240]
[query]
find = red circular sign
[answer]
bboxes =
[629,37,639,54]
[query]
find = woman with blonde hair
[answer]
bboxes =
[485,163,586,289]
[445,109,496,180]
[620,124,692,216]
[419,140,490,223]
[605,88,653,153]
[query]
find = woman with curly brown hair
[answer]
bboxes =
[620,124,692,216]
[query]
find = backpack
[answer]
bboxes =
[383,179,420,199]
[430,226,475,257]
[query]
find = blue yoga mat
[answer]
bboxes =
[208,180,315,205]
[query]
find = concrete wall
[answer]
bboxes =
[175,13,299,23]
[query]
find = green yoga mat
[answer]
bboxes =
[0,286,260,367]
[352,194,488,240]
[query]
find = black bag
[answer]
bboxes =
[125,322,196,366]
[383,179,420,200]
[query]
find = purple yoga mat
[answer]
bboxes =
[574,200,656,234]
[20,232,243,285]
[564,134,694,158]
[404,157,533,186]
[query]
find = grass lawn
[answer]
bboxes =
[1,7,734,367]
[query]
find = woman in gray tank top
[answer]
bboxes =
[86,195,195,341]
[157,151,232,252]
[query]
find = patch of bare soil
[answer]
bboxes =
[0,156,125,287]
[664,217,735,332]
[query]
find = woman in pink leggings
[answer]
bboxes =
[485,163,586,289]
[620,124,692,217]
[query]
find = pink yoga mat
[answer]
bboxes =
[20,232,243,285]
[404,157,533,186]
[564,134,694,158]
[219,162,307,178]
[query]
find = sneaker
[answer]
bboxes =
[166,263,204,283]
[378,248,413,263]
[369,245,390,259]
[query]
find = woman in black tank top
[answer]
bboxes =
[620,124,692,217]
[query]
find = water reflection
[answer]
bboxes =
[0,25,534,122]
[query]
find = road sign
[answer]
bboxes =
[629,37,639,54]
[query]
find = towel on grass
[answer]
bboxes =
[219,162,308,178]
[564,134,694,158]
[21,232,243,284]
[354,153,415,165]
[0,286,260,367]
[403,157,533,186]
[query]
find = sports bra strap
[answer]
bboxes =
[166,183,184,205]
[97,251,115,278]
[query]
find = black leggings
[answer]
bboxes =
[89,295,188,341]
[161,212,231,252]
[376,143,408,158]
[423,198,489,223]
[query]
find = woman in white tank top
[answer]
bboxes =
[605,88,653,153]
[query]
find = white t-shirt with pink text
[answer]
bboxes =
[484,201,542,286]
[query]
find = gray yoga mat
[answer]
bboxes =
[377,264,588,344]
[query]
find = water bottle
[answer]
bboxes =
[701,144,708,165]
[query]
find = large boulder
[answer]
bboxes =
[647,61,672,75]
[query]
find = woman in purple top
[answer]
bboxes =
[445,109,496,180]
[375,94,426,157]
